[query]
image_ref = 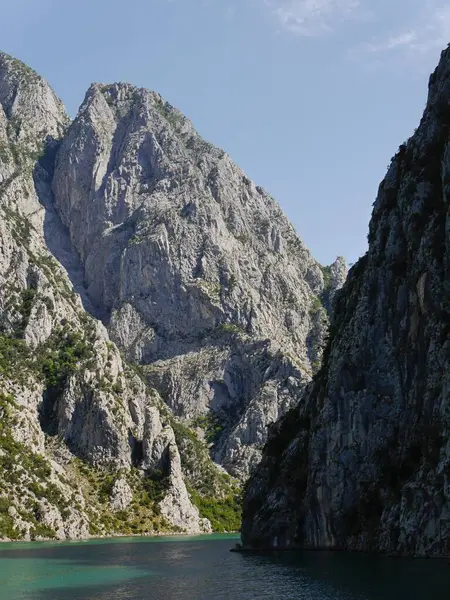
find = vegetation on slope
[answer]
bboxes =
[172,421,241,532]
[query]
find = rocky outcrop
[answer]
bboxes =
[0,50,343,539]
[321,256,348,311]
[159,436,212,534]
[50,81,342,479]
[0,51,218,539]
[143,337,305,480]
[241,48,450,557]
[110,478,133,511]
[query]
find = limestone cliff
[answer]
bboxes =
[241,47,450,557]
[50,81,342,479]
[0,51,340,539]
[0,52,221,540]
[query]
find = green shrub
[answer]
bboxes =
[38,328,94,389]
[30,524,56,540]
[0,497,10,514]
[0,335,32,381]
[217,323,245,336]
[188,487,241,532]
[310,296,324,314]
[13,285,37,336]
[0,513,20,539]
[0,142,10,164]
[191,413,224,445]
[320,265,332,289]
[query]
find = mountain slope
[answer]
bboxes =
[50,81,345,479]
[240,47,450,557]
[0,50,342,539]
[0,52,233,540]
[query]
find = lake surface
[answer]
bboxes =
[0,534,449,600]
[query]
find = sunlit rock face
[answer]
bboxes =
[51,80,344,480]
[0,52,209,538]
[0,49,345,539]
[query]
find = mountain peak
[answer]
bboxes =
[0,49,68,146]
[0,49,345,540]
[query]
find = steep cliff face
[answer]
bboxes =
[241,48,450,557]
[50,82,343,479]
[52,82,323,359]
[0,50,342,539]
[0,52,224,540]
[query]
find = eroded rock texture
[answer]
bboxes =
[0,51,342,539]
[51,81,343,480]
[241,48,450,557]
[0,53,219,539]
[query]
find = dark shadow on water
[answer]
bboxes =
[257,551,450,600]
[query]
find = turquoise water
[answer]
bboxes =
[0,534,449,599]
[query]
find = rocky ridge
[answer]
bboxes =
[0,51,343,539]
[241,47,450,557]
[0,52,225,540]
[51,81,346,479]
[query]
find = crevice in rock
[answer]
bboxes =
[33,140,105,320]
[38,386,60,437]
[128,431,144,467]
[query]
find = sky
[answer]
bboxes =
[0,0,449,265]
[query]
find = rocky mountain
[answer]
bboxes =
[50,81,347,480]
[0,51,343,540]
[241,47,450,557]
[0,51,223,540]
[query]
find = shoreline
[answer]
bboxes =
[0,530,240,545]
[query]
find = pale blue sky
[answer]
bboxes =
[1,0,449,264]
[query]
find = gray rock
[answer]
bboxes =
[110,478,133,511]
[0,51,209,537]
[0,48,345,540]
[159,436,213,534]
[51,81,339,478]
[241,47,450,557]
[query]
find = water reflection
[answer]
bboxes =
[255,551,450,600]
[0,537,448,600]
